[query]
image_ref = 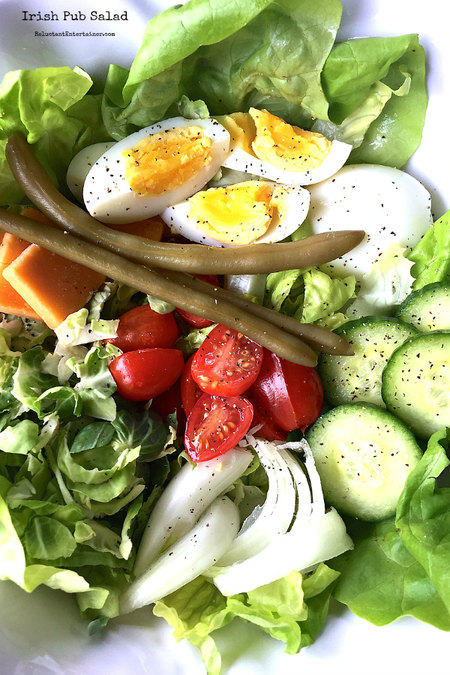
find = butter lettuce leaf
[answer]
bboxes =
[0,66,109,205]
[396,428,450,614]
[409,210,450,290]
[264,266,355,327]
[104,0,342,138]
[346,37,426,167]
[154,565,339,675]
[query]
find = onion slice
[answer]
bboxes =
[279,439,325,518]
[209,437,352,595]
[213,508,352,596]
[134,447,252,576]
[120,496,240,614]
[217,437,296,566]
[277,447,312,524]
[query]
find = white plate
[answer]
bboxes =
[0,1,448,674]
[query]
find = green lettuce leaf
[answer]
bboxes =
[264,267,355,326]
[0,66,109,205]
[182,0,342,120]
[313,75,411,150]
[396,428,450,614]
[301,270,355,323]
[55,308,119,347]
[154,565,340,675]
[102,0,277,138]
[323,34,427,166]
[409,210,450,290]
[103,0,342,138]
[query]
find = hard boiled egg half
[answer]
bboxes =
[82,117,230,224]
[308,164,433,277]
[67,141,114,202]
[161,180,310,246]
[218,108,352,186]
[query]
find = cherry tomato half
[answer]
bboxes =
[249,350,323,432]
[191,324,263,397]
[246,394,288,442]
[152,379,186,433]
[107,305,178,352]
[176,275,220,328]
[180,354,203,416]
[109,348,184,401]
[185,394,254,462]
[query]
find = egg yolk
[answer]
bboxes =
[216,112,256,155]
[122,126,213,197]
[250,108,331,171]
[219,109,331,172]
[188,181,286,245]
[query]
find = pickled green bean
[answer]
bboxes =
[164,271,354,355]
[0,210,318,366]
[6,133,365,275]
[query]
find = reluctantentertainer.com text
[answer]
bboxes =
[34,30,116,36]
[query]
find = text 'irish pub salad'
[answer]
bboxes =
[0,0,448,673]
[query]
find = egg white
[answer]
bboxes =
[308,164,433,277]
[66,141,115,203]
[82,117,230,224]
[221,138,352,186]
[161,182,310,247]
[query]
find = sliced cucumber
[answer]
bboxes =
[318,317,417,407]
[396,281,450,332]
[306,404,422,521]
[382,331,450,439]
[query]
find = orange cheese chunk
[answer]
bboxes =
[107,216,167,241]
[20,207,53,225]
[0,233,41,320]
[3,245,105,329]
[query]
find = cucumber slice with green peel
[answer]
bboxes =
[318,317,417,407]
[382,331,450,439]
[396,282,450,332]
[306,404,422,521]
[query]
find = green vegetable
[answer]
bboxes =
[331,429,450,629]
[0,66,108,206]
[323,34,427,167]
[307,404,422,521]
[55,308,119,347]
[0,316,173,621]
[154,564,339,675]
[382,332,450,439]
[264,266,355,327]
[409,210,450,289]
[0,209,320,366]
[396,281,450,331]
[318,317,417,407]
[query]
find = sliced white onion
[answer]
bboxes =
[213,508,352,596]
[134,447,252,576]
[279,439,325,518]
[120,496,240,614]
[277,448,312,524]
[216,437,296,566]
[208,437,352,595]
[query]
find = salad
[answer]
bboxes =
[0,0,449,673]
